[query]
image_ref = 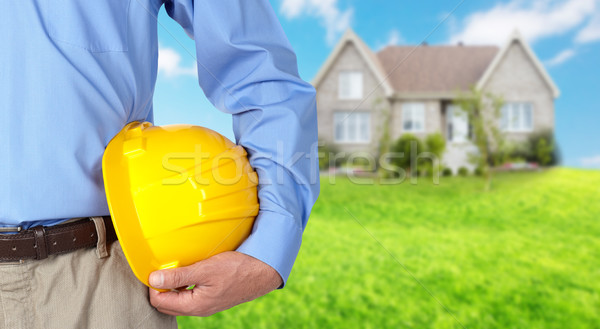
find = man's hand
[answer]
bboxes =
[148,251,283,316]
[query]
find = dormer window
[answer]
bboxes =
[338,71,363,100]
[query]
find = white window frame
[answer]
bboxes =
[402,102,426,133]
[338,71,363,100]
[333,111,371,144]
[501,102,534,132]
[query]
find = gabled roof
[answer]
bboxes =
[311,29,394,96]
[313,28,560,99]
[476,30,560,98]
[377,45,499,93]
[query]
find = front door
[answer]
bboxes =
[446,105,469,143]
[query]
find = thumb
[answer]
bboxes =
[149,266,195,290]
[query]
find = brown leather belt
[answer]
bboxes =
[0,216,117,262]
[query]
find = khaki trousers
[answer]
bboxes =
[0,227,177,329]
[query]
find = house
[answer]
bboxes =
[312,28,559,173]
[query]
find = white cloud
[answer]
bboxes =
[449,0,597,45]
[385,29,404,46]
[280,0,353,44]
[580,155,600,167]
[545,48,576,66]
[375,29,404,51]
[576,12,600,43]
[158,47,197,78]
[281,0,305,17]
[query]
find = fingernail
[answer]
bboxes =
[149,272,164,288]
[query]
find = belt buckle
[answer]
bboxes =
[0,226,22,233]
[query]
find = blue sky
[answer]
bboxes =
[153,0,600,168]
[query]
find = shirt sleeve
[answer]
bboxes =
[164,0,320,287]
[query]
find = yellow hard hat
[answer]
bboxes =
[102,121,259,290]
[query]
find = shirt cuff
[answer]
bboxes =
[236,210,303,288]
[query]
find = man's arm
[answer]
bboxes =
[148,0,319,316]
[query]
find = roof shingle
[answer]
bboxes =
[376,45,499,93]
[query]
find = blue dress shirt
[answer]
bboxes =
[0,0,319,285]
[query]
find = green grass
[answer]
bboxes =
[179,168,600,329]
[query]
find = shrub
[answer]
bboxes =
[423,161,448,176]
[442,167,453,176]
[346,154,374,170]
[318,141,343,169]
[457,167,469,176]
[425,133,446,159]
[536,138,553,166]
[378,164,401,179]
[390,134,426,173]
[527,130,559,165]
[511,156,526,164]
[496,130,560,167]
[504,141,532,163]
[474,166,484,176]
[413,168,422,177]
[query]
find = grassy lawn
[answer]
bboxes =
[179,168,600,329]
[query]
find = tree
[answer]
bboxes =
[454,87,506,191]
[374,97,394,179]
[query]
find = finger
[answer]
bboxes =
[155,307,183,317]
[149,288,195,315]
[156,305,217,318]
[149,266,198,290]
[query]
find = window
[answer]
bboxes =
[501,103,533,132]
[338,71,363,100]
[333,111,370,143]
[402,103,425,132]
